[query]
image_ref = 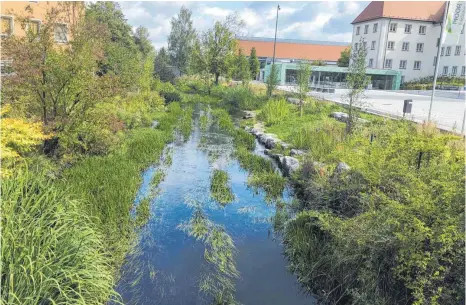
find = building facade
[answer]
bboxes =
[351,1,465,82]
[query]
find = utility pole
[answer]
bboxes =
[272,4,280,64]
[428,1,449,122]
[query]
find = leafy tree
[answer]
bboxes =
[154,47,176,83]
[249,47,260,80]
[134,26,154,58]
[296,61,312,116]
[235,49,250,86]
[337,47,351,67]
[168,6,196,76]
[266,64,279,98]
[189,37,213,94]
[344,38,370,134]
[311,59,326,66]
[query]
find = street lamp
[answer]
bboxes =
[272,4,280,65]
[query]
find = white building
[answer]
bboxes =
[351,1,465,82]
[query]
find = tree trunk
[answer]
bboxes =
[346,95,353,134]
[215,73,220,85]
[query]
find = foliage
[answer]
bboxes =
[258,98,291,126]
[1,169,115,304]
[234,49,251,85]
[266,64,280,97]
[344,37,370,134]
[401,75,465,89]
[134,26,154,58]
[154,47,176,83]
[296,61,312,116]
[213,85,263,110]
[337,47,351,67]
[311,59,326,66]
[210,169,235,205]
[168,6,196,76]
[249,47,260,79]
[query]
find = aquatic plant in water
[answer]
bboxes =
[210,169,235,205]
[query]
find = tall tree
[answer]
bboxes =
[249,47,260,80]
[345,38,370,134]
[266,64,279,98]
[134,26,153,58]
[154,47,175,83]
[168,6,195,76]
[337,47,351,67]
[235,49,250,86]
[296,61,312,116]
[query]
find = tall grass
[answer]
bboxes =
[258,98,291,126]
[1,169,116,304]
[210,169,235,205]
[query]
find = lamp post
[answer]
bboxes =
[272,4,280,65]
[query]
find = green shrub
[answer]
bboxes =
[1,170,116,304]
[258,98,291,125]
[210,169,235,205]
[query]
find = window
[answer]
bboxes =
[416,43,424,52]
[364,24,369,34]
[385,59,392,68]
[363,41,367,50]
[419,25,426,35]
[356,26,360,35]
[443,66,448,75]
[26,20,40,35]
[455,45,461,55]
[354,42,358,50]
[414,61,421,70]
[387,41,395,50]
[405,24,412,33]
[54,23,67,43]
[446,46,451,56]
[441,47,445,56]
[1,15,13,36]
[389,23,397,32]
[373,23,378,33]
[433,56,437,66]
[452,66,457,76]
[402,42,409,51]
[371,41,376,50]
[368,58,373,68]
[399,60,407,69]
[401,76,405,84]
[461,66,465,76]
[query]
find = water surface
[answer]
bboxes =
[116,107,315,305]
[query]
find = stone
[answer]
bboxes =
[280,142,292,149]
[290,149,305,156]
[330,112,349,122]
[151,120,159,128]
[244,126,252,132]
[243,111,256,119]
[251,128,263,136]
[258,133,279,149]
[335,162,351,173]
[280,156,300,176]
[287,97,301,105]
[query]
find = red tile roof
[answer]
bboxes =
[352,1,446,24]
[237,39,349,62]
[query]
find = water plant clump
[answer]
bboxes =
[200,111,210,131]
[210,169,235,205]
[178,208,239,304]
[151,169,166,188]
[248,171,287,203]
[179,105,194,141]
[135,198,151,228]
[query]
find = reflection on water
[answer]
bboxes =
[115,106,314,305]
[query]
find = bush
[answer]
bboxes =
[258,98,291,125]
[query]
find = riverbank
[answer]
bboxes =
[178,77,465,305]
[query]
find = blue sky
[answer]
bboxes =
[118,1,369,50]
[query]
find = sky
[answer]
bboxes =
[118,1,369,50]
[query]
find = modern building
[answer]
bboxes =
[351,1,465,82]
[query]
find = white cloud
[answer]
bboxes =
[343,2,361,15]
[281,13,333,38]
[119,1,151,20]
[265,5,300,20]
[240,8,260,27]
[200,6,232,18]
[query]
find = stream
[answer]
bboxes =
[115,106,315,305]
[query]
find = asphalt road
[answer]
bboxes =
[278,85,465,134]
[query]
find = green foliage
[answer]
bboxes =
[337,47,351,67]
[234,49,251,85]
[266,64,280,97]
[258,98,291,126]
[212,85,263,110]
[249,47,260,79]
[311,59,326,66]
[1,169,115,304]
[154,47,176,83]
[135,198,151,228]
[210,169,235,205]
[168,6,196,76]
[134,26,154,58]
[296,61,312,114]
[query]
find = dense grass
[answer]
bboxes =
[1,170,116,304]
[210,169,235,205]
[258,98,291,126]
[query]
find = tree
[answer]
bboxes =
[249,47,260,80]
[266,64,279,98]
[311,59,326,66]
[235,49,250,86]
[189,36,213,94]
[337,47,351,67]
[168,6,196,76]
[134,26,154,58]
[154,47,175,83]
[296,61,312,116]
[344,38,370,134]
